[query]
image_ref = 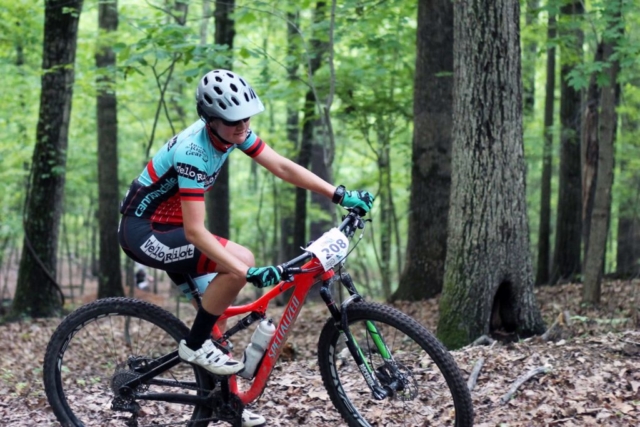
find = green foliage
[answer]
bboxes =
[2,0,640,299]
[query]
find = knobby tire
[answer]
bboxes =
[43,297,214,427]
[317,302,473,427]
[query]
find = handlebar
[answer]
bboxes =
[277,207,367,278]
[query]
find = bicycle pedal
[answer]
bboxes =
[213,339,234,353]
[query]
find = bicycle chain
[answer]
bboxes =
[115,376,243,427]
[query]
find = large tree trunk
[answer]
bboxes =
[438,0,545,349]
[96,0,123,298]
[583,3,622,305]
[535,13,556,286]
[11,0,84,317]
[393,0,453,301]
[205,0,235,237]
[550,1,584,284]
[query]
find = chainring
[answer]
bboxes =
[211,389,244,426]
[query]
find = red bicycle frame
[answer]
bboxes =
[211,256,334,405]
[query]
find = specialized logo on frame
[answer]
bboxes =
[141,236,195,264]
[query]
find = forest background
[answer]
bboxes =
[0,0,639,425]
[0,0,638,337]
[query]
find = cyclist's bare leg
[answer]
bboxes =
[202,240,255,315]
[179,240,255,375]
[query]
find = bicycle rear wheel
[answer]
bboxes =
[317,302,473,426]
[43,297,214,427]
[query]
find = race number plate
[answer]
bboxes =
[306,228,350,271]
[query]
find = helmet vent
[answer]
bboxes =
[204,94,213,104]
[203,77,209,85]
[214,86,223,95]
[239,78,247,86]
[231,96,240,106]
[244,93,249,102]
[217,101,227,110]
[250,89,256,99]
[230,83,238,92]
[226,72,234,78]
[215,76,222,82]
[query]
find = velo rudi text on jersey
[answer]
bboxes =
[120,120,266,224]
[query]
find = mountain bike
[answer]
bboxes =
[43,208,474,426]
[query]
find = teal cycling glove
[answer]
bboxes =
[333,185,375,213]
[246,266,281,288]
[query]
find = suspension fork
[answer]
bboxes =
[319,272,393,400]
[338,272,393,360]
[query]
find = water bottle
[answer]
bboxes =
[238,319,276,379]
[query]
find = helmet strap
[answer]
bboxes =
[205,123,234,152]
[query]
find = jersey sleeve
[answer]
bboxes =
[173,143,209,202]
[237,130,267,158]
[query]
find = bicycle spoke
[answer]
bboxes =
[319,302,473,426]
[45,300,214,427]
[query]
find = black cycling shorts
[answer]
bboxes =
[118,215,227,294]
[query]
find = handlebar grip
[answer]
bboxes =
[352,207,367,217]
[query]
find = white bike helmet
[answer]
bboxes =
[196,69,265,122]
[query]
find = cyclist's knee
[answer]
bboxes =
[236,247,255,267]
[225,241,255,267]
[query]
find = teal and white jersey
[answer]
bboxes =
[120,120,266,224]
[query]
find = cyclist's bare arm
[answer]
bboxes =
[181,199,250,277]
[252,144,336,198]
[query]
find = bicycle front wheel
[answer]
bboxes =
[43,297,214,427]
[317,302,473,427]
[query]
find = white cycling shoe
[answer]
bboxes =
[242,408,266,426]
[178,339,244,375]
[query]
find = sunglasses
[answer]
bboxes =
[220,117,250,127]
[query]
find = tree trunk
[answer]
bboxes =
[616,116,640,277]
[167,0,189,130]
[377,134,392,299]
[581,44,604,265]
[278,9,301,263]
[551,1,584,285]
[535,13,556,286]
[438,0,546,349]
[309,133,334,238]
[96,0,123,299]
[11,0,84,317]
[393,0,453,301]
[617,190,640,277]
[293,1,327,251]
[523,0,539,115]
[205,0,235,237]
[583,3,622,305]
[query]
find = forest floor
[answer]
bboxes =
[0,278,638,426]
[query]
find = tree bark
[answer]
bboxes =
[96,0,123,298]
[616,116,640,277]
[293,1,327,251]
[551,1,584,285]
[278,9,301,263]
[205,0,235,237]
[438,0,546,349]
[11,0,84,317]
[393,0,453,301]
[523,0,539,115]
[581,44,604,265]
[535,13,556,286]
[583,2,622,305]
